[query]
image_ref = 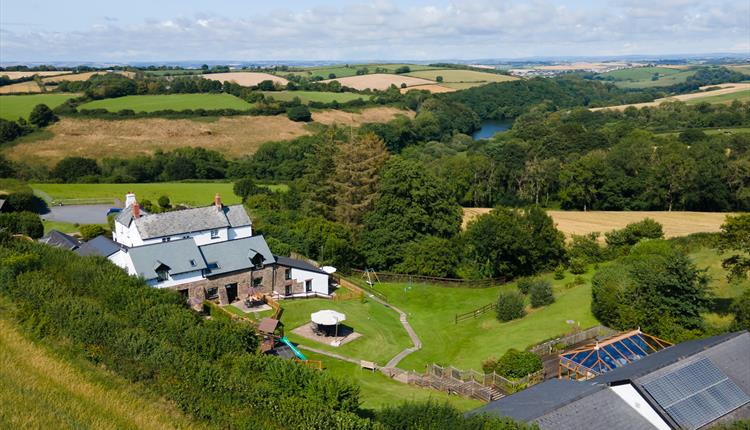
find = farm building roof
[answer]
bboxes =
[75,235,121,257]
[39,230,81,250]
[472,331,750,430]
[559,329,672,380]
[116,203,251,239]
[275,255,329,275]
[198,235,274,276]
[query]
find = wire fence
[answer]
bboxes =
[348,269,506,289]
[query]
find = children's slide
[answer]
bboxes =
[280,336,307,360]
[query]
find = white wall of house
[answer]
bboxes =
[108,250,135,274]
[114,220,145,247]
[228,225,252,240]
[290,268,329,295]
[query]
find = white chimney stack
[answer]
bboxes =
[125,192,137,208]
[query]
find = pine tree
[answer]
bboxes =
[332,131,389,227]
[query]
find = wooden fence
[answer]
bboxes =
[341,276,388,302]
[426,364,544,396]
[528,325,618,356]
[454,302,496,324]
[348,269,505,289]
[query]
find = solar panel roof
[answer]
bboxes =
[642,358,750,430]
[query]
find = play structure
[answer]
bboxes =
[558,329,672,380]
[362,268,380,286]
[280,336,307,360]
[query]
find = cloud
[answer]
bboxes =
[0,0,747,62]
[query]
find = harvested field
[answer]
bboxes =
[41,71,102,83]
[0,71,72,79]
[462,208,734,239]
[3,116,309,165]
[400,84,456,94]
[202,72,288,86]
[312,107,414,125]
[592,83,750,111]
[0,81,43,94]
[406,69,518,85]
[321,74,435,91]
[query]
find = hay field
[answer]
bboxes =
[0,93,78,120]
[400,84,457,94]
[406,69,518,86]
[202,72,288,86]
[0,81,43,94]
[78,93,252,112]
[3,116,309,164]
[0,316,201,430]
[592,83,750,111]
[321,73,435,91]
[281,64,443,79]
[462,208,733,239]
[0,71,72,79]
[312,106,414,125]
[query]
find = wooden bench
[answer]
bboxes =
[360,360,377,371]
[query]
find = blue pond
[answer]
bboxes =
[472,119,512,140]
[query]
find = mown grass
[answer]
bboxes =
[0,93,78,120]
[0,310,202,429]
[303,351,482,412]
[78,93,253,113]
[281,297,412,366]
[32,182,288,207]
[615,69,697,89]
[685,89,750,105]
[262,91,368,104]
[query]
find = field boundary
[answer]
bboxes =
[349,269,505,289]
[454,302,496,324]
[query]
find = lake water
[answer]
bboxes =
[472,119,512,140]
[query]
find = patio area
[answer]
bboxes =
[291,322,362,347]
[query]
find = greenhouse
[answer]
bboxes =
[559,329,672,380]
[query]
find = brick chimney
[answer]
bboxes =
[214,193,222,211]
[132,202,141,218]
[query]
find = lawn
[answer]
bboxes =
[598,66,697,89]
[689,247,749,299]
[685,89,750,105]
[280,297,412,366]
[0,93,77,120]
[78,93,253,113]
[303,351,482,412]
[32,182,288,207]
[0,310,201,429]
[406,69,517,84]
[370,269,599,372]
[261,91,368,104]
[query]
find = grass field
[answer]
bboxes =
[280,64,444,79]
[598,66,697,89]
[406,69,517,86]
[0,93,77,120]
[462,209,734,239]
[592,83,750,111]
[303,351,482,411]
[281,298,412,366]
[685,89,750,105]
[0,309,201,429]
[32,182,288,207]
[321,74,437,91]
[261,90,368,104]
[78,93,253,113]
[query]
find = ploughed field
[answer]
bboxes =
[462,208,734,239]
[78,93,254,113]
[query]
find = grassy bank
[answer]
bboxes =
[78,93,253,113]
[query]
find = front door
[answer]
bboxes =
[225,283,238,302]
[285,285,292,296]
[305,279,312,293]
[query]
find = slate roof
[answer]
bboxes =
[76,235,121,257]
[199,235,274,276]
[39,230,81,250]
[275,255,329,275]
[0,199,5,211]
[116,204,251,240]
[473,331,750,429]
[126,238,206,279]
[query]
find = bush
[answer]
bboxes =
[0,211,43,238]
[377,400,531,430]
[233,177,259,202]
[287,105,311,122]
[496,290,526,322]
[568,233,602,263]
[568,257,587,274]
[494,349,543,379]
[29,104,58,127]
[516,277,534,294]
[605,218,664,251]
[529,279,554,307]
[79,224,107,240]
[157,195,170,209]
[554,264,565,280]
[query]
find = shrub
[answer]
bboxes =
[482,357,498,373]
[553,264,565,280]
[377,400,531,430]
[565,276,586,289]
[529,279,554,307]
[436,76,444,83]
[605,218,664,251]
[568,232,602,263]
[568,257,587,274]
[496,290,526,322]
[157,195,170,209]
[233,177,259,202]
[516,277,534,295]
[494,349,543,379]
[29,103,58,127]
[394,66,411,74]
[0,211,43,238]
[79,224,107,240]
[287,105,311,122]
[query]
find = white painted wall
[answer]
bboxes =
[290,268,329,295]
[610,384,670,430]
[228,225,253,240]
[108,250,135,274]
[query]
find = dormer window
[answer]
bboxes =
[210,229,219,239]
[189,259,197,267]
[154,261,171,283]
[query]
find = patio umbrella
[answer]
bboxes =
[311,310,346,326]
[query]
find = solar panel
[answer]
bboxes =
[642,358,750,430]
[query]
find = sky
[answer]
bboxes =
[1,0,748,63]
